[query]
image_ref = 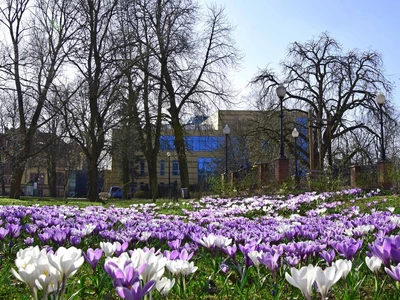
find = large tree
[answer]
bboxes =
[0,0,78,198]
[252,32,394,170]
[60,0,124,201]
[146,0,240,191]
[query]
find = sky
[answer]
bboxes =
[203,0,400,109]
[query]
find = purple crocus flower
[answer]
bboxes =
[369,238,392,267]
[83,248,103,272]
[115,281,156,300]
[6,223,21,238]
[258,251,280,273]
[179,249,194,261]
[0,228,9,241]
[220,263,230,273]
[320,249,336,266]
[24,237,34,246]
[163,250,180,260]
[334,239,362,261]
[52,230,67,245]
[223,244,237,259]
[70,235,82,246]
[385,263,400,282]
[168,239,182,250]
[389,236,400,265]
[285,255,300,267]
[115,241,129,257]
[38,232,52,244]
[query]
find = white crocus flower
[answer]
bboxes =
[387,207,395,213]
[48,246,84,279]
[247,250,261,268]
[156,277,175,297]
[35,252,61,297]
[166,259,198,276]
[213,236,232,248]
[285,264,316,300]
[11,262,39,296]
[139,251,167,283]
[365,256,382,274]
[315,266,342,300]
[197,234,216,249]
[100,241,117,257]
[333,259,352,279]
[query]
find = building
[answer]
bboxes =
[0,129,84,197]
[104,109,309,196]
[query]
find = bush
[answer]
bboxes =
[134,190,147,198]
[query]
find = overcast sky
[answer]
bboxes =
[203,0,400,109]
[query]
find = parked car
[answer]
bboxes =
[108,186,123,199]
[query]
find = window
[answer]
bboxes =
[160,160,165,176]
[160,135,223,152]
[56,172,65,186]
[140,161,145,176]
[30,173,45,184]
[198,157,219,182]
[172,160,180,176]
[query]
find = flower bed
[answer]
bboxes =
[1,188,400,299]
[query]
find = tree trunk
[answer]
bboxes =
[147,156,158,201]
[47,170,57,197]
[10,165,25,199]
[171,119,190,191]
[121,148,130,199]
[87,156,99,202]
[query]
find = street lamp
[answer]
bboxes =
[376,92,386,161]
[167,152,171,197]
[292,127,299,180]
[223,124,230,174]
[276,84,287,158]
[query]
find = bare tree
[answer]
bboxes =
[142,0,241,192]
[0,0,78,198]
[252,32,394,170]
[61,0,123,201]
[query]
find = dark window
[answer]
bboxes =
[56,172,65,186]
[140,161,145,176]
[172,160,179,176]
[160,160,165,176]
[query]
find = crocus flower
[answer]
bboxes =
[114,241,129,257]
[368,239,391,267]
[320,249,336,266]
[333,259,352,279]
[100,241,117,257]
[48,246,84,279]
[247,250,261,268]
[11,262,39,295]
[365,256,382,274]
[258,251,280,273]
[83,248,103,272]
[166,259,198,277]
[315,266,342,300]
[197,234,216,249]
[116,280,156,300]
[0,227,9,240]
[156,277,175,297]
[385,263,400,282]
[285,264,316,300]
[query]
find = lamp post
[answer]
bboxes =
[276,84,287,158]
[376,92,386,161]
[292,127,299,182]
[223,124,230,174]
[167,152,171,198]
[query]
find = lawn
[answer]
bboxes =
[1,189,400,299]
